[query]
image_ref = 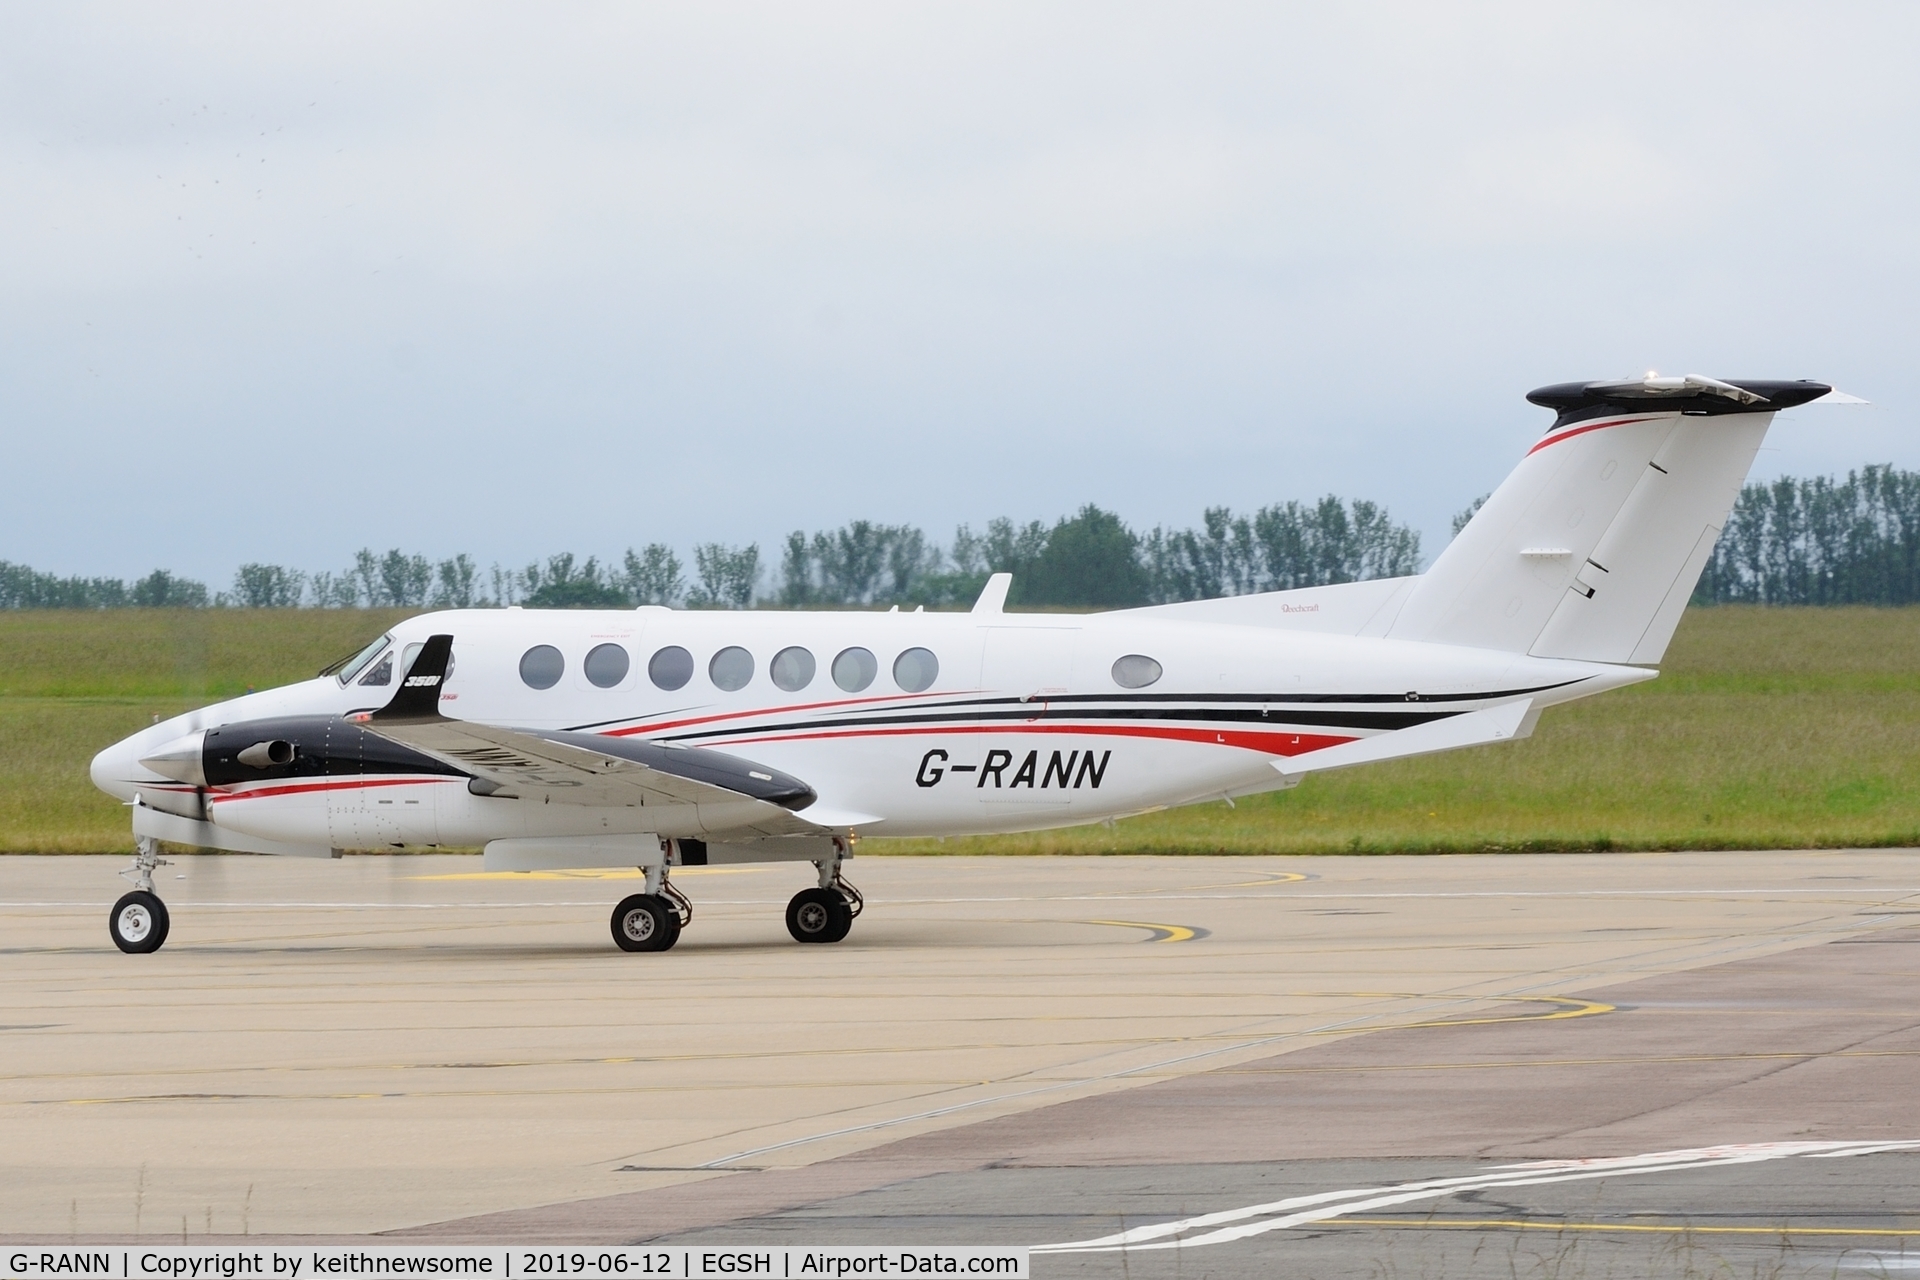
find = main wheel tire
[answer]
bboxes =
[786,887,853,944]
[611,894,680,952]
[109,890,169,954]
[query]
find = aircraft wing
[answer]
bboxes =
[359,635,833,839]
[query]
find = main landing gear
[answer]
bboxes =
[109,836,171,954]
[609,844,864,952]
[610,863,693,953]
[786,853,863,945]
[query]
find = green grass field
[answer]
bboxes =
[1,606,1915,854]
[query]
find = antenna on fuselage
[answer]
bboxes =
[972,573,1012,616]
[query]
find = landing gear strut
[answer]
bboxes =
[786,848,862,945]
[110,836,171,954]
[610,861,691,953]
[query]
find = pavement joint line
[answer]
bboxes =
[0,995,1617,1096]
[0,994,1620,1090]
[681,988,1610,1169]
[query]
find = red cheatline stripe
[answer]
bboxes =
[1525,416,1651,457]
[603,688,965,738]
[210,776,456,803]
[715,723,1359,756]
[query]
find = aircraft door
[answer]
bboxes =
[981,627,1080,713]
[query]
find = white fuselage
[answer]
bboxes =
[91,602,1645,849]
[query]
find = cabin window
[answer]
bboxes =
[709,646,754,692]
[892,647,939,693]
[401,642,456,684]
[832,646,877,693]
[649,646,694,691]
[1111,654,1163,689]
[585,643,630,689]
[771,646,816,692]
[334,633,393,685]
[519,644,565,690]
[357,652,394,686]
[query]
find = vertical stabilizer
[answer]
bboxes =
[1388,377,1830,662]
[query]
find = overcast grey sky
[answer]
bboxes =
[3,3,1915,584]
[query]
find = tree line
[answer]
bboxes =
[6,467,1914,611]
[1692,464,1920,605]
[0,496,1423,611]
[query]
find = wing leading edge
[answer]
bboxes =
[360,634,836,839]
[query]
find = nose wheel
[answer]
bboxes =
[110,837,172,954]
[110,891,170,953]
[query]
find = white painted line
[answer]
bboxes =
[1032,1141,1920,1254]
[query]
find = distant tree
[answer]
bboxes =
[1016,505,1150,608]
[232,564,306,608]
[621,544,684,606]
[523,553,629,607]
[778,532,817,607]
[1138,497,1422,602]
[351,549,382,607]
[1452,494,1490,538]
[1696,465,1920,605]
[307,570,362,608]
[380,550,433,608]
[425,555,476,608]
[688,543,759,608]
[984,518,1050,581]
[130,569,209,608]
[0,562,130,608]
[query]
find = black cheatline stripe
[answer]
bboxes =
[659,705,1464,744]
[566,680,1580,736]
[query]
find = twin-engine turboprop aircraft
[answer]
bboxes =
[90,375,1837,953]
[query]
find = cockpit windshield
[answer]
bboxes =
[328,633,394,685]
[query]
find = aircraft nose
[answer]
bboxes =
[90,733,148,800]
[138,732,208,788]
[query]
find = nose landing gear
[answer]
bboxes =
[110,837,172,954]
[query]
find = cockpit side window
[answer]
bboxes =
[333,634,394,685]
[358,652,395,686]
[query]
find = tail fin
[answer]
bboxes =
[1387,377,1830,663]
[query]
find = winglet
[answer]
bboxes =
[371,634,453,724]
[972,572,1012,615]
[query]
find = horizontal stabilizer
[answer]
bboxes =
[1273,699,1535,781]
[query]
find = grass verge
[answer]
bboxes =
[2,606,1914,854]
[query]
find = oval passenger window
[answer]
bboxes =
[401,642,455,684]
[1111,654,1163,689]
[771,646,815,692]
[648,645,694,691]
[832,647,877,693]
[709,646,754,692]
[892,647,939,693]
[519,645,565,690]
[585,643,630,689]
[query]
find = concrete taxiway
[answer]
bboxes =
[1,851,1916,1275]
